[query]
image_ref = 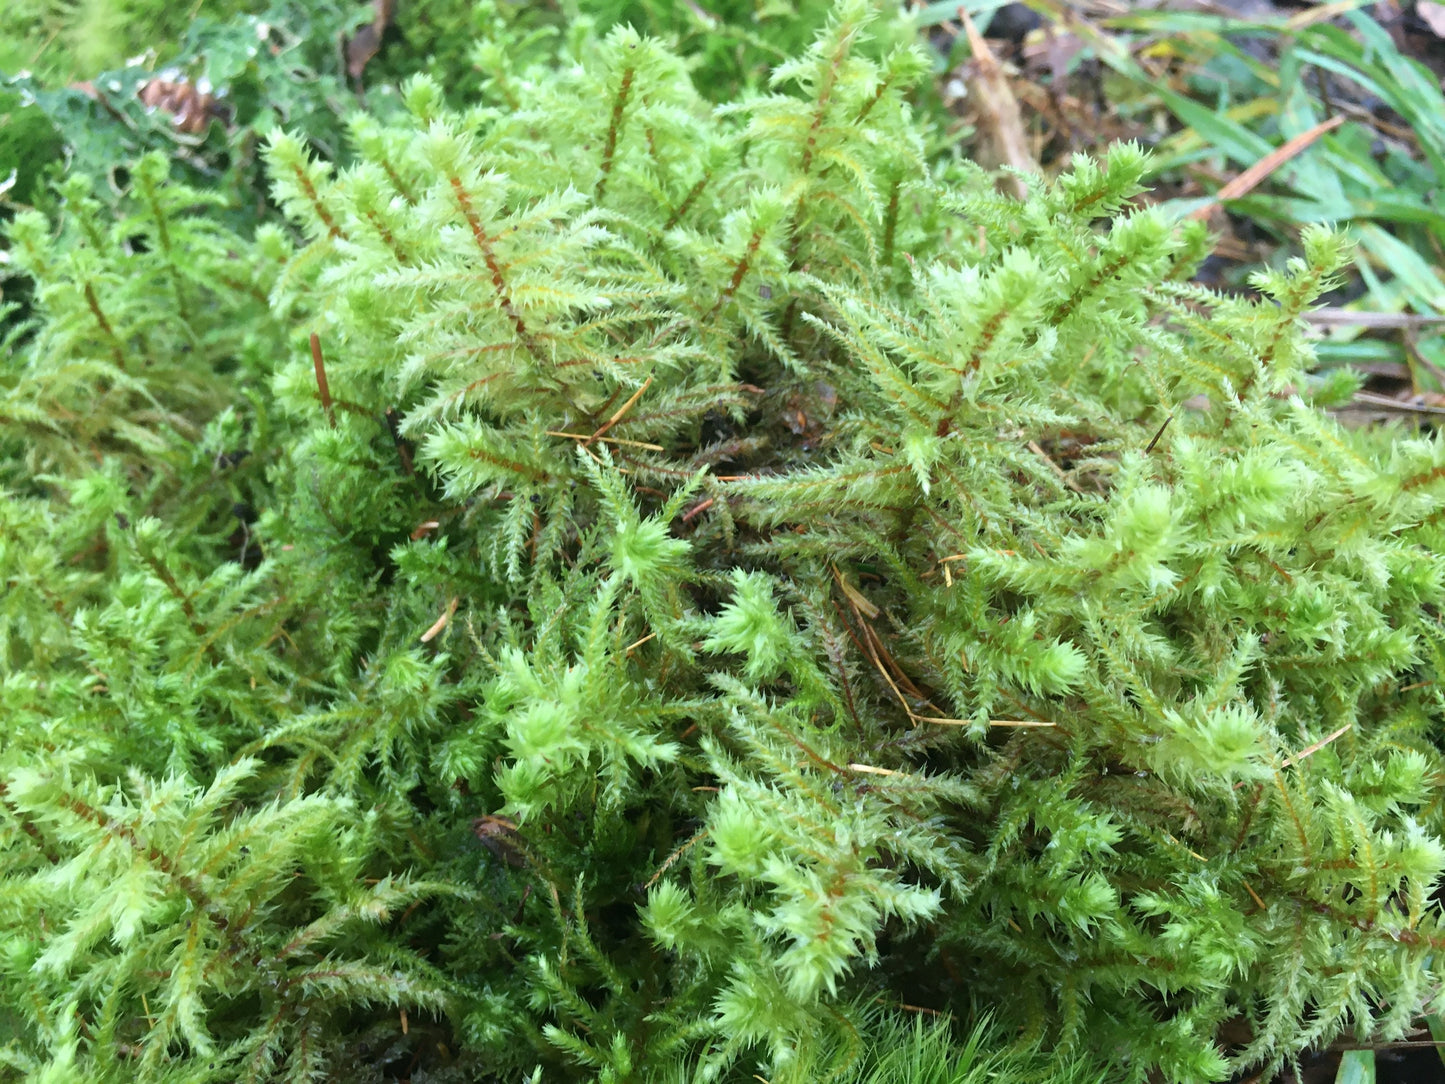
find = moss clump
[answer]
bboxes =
[3,4,1444,1082]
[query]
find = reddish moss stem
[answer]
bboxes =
[289,162,346,240]
[595,67,636,203]
[310,332,335,428]
[706,226,767,324]
[665,172,712,231]
[84,281,127,369]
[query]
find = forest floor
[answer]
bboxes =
[940,0,1445,441]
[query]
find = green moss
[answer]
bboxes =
[3,4,1444,1082]
[0,0,269,84]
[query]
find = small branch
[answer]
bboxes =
[1189,115,1344,225]
[624,631,656,656]
[1281,722,1351,769]
[1241,880,1267,911]
[832,564,879,619]
[1144,413,1172,455]
[1351,391,1445,417]
[1027,440,1083,493]
[681,497,715,523]
[420,597,459,643]
[894,1002,944,1017]
[908,716,1055,727]
[546,430,664,451]
[958,10,1035,200]
[584,376,652,447]
[1305,309,1445,330]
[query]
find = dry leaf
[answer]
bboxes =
[1419,0,1445,36]
[346,0,398,80]
[471,815,527,867]
[137,76,227,134]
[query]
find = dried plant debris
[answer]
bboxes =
[137,73,228,133]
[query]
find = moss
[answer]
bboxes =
[2,5,1444,1082]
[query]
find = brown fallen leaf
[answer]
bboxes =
[471,814,527,867]
[1419,0,1445,36]
[137,76,228,134]
[346,0,398,81]
[957,9,1038,199]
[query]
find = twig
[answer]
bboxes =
[1281,722,1351,768]
[838,582,916,722]
[624,631,656,655]
[681,497,715,523]
[910,716,1055,727]
[1027,440,1083,493]
[958,9,1036,199]
[420,597,459,643]
[1285,1,1370,31]
[1144,413,1172,455]
[876,995,945,1016]
[836,568,1051,730]
[1349,391,1445,416]
[1189,115,1345,224]
[898,1002,943,1016]
[1304,309,1445,330]
[831,564,880,619]
[546,430,665,451]
[584,376,652,447]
